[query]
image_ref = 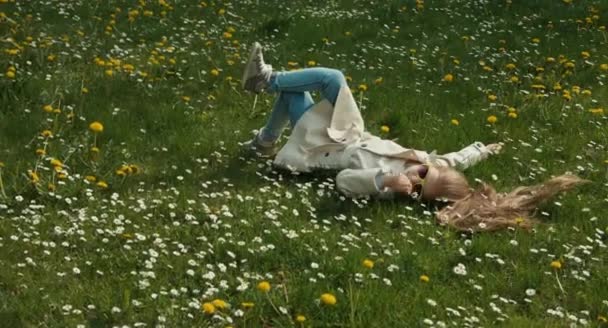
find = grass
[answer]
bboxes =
[1,0,608,326]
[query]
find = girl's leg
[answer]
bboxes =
[267,68,347,105]
[260,91,314,142]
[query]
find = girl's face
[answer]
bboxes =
[403,164,441,199]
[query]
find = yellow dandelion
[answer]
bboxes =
[380,125,390,133]
[550,260,562,269]
[419,275,430,283]
[505,63,516,70]
[487,115,498,124]
[35,148,46,156]
[362,259,374,269]
[104,69,114,77]
[85,175,97,182]
[295,315,306,323]
[320,293,337,306]
[600,63,608,71]
[201,302,215,314]
[90,147,100,153]
[358,84,368,92]
[120,233,133,239]
[81,87,89,94]
[129,164,140,174]
[218,8,225,15]
[96,181,108,188]
[222,31,232,39]
[307,60,316,66]
[41,130,53,138]
[581,51,590,59]
[28,170,40,183]
[5,70,15,79]
[508,112,518,118]
[89,121,104,133]
[588,108,604,115]
[531,84,545,90]
[47,183,56,192]
[450,119,460,126]
[116,169,127,177]
[50,159,62,167]
[443,73,454,82]
[515,217,524,224]
[257,281,271,293]
[241,302,254,309]
[374,77,383,85]
[211,299,228,310]
[181,96,191,102]
[210,69,220,76]
[43,105,54,113]
[5,48,19,55]
[487,94,497,102]
[531,37,540,43]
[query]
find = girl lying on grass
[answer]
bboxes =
[240,42,588,232]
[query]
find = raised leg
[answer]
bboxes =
[268,68,347,105]
[260,91,315,142]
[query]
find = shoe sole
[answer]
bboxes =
[241,42,261,90]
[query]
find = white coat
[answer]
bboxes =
[273,87,490,197]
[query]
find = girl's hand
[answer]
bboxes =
[384,174,413,194]
[486,143,503,154]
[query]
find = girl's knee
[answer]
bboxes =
[324,69,346,87]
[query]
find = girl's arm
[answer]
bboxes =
[335,169,414,198]
[432,142,501,170]
[336,168,396,198]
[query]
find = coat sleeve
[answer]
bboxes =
[335,168,395,199]
[432,142,490,170]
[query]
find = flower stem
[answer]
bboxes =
[0,170,7,199]
[554,271,566,295]
[251,94,258,112]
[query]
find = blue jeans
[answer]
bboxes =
[260,68,347,142]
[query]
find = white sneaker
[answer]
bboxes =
[240,130,279,157]
[242,42,273,93]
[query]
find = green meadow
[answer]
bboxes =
[1,0,608,326]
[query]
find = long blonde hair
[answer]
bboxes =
[435,174,589,232]
[421,166,470,201]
